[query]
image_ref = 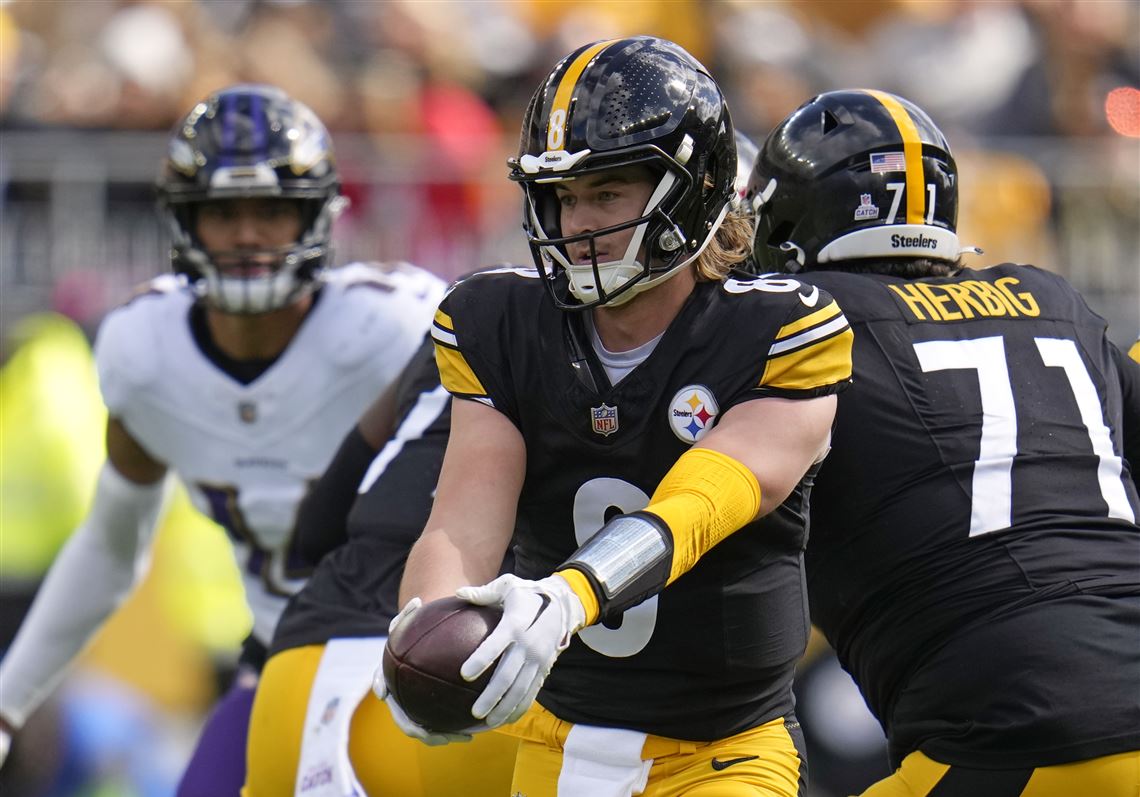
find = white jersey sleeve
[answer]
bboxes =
[0,465,169,727]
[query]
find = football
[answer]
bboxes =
[381,596,503,733]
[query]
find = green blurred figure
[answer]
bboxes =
[0,312,106,609]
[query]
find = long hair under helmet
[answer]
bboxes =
[509,36,737,310]
[157,84,343,314]
[747,89,963,273]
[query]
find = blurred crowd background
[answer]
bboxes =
[0,1,1137,795]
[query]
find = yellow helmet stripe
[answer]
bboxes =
[547,39,620,152]
[865,89,925,225]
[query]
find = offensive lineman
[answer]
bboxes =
[748,89,1140,796]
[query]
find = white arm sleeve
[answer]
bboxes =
[0,463,168,727]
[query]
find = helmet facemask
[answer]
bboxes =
[162,192,344,314]
[517,142,717,309]
[157,84,343,315]
[510,36,737,311]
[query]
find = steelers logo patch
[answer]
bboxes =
[668,385,719,443]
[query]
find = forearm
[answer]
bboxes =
[558,396,835,624]
[0,465,166,727]
[556,447,760,625]
[400,527,497,606]
[399,397,524,607]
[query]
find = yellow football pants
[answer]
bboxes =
[243,644,519,796]
[861,748,1140,797]
[501,702,806,797]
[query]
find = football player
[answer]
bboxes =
[376,37,853,796]
[0,85,444,797]
[243,334,519,796]
[747,89,1140,796]
[242,126,770,797]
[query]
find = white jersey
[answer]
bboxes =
[93,262,445,644]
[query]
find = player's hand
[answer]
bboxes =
[457,574,586,728]
[372,666,476,746]
[372,598,478,746]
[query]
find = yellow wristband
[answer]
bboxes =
[555,568,601,626]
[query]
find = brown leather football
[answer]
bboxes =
[381,596,503,733]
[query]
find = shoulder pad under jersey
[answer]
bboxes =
[720,272,853,395]
[93,275,192,414]
[441,264,542,304]
[319,262,445,369]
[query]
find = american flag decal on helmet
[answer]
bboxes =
[869,152,906,173]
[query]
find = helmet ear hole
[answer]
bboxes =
[753,219,798,273]
[820,110,840,135]
[767,220,795,249]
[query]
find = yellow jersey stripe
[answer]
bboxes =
[774,300,842,340]
[770,313,850,356]
[1129,338,1140,364]
[433,308,454,332]
[432,308,458,348]
[433,343,487,399]
[548,39,619,152]
[761,327,854,390]
[866,89,925,225]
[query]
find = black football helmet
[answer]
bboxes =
[157,84,343,313]
[509,36,737,310]
[747,89,961,273]
[733,129,759,202]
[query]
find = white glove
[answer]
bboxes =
[0,726,10,770]
[457,574,587,728]
[372,598,478,746]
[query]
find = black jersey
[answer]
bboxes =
[800,265,1140,768]
[1114,341,1140,469]
[432,266,852,741]
[270,335,451,655]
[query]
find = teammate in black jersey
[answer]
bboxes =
[747,89,1140,797]
[374,37,852,797]
[243,335,518,796]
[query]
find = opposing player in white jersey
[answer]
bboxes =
[0,84,444,797]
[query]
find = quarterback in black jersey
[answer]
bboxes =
[375,37,852,797]
[243,335,518,796]
[747,89,1140,797]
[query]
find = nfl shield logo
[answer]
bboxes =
[590,403,619,437]
[854,193,880,221]
[238,401,258,424]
